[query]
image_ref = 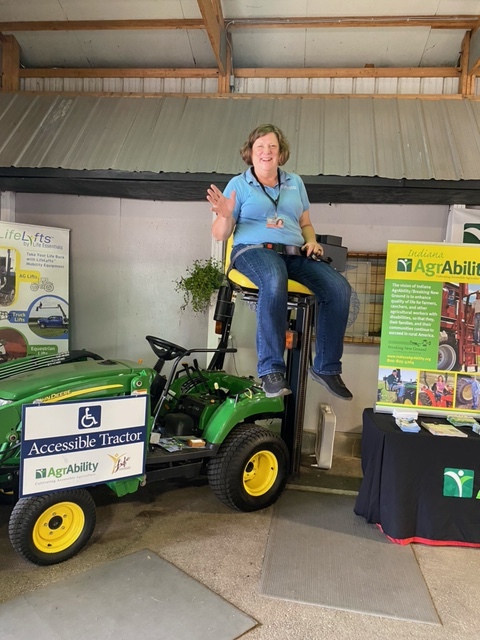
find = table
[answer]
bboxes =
[354,408,480,546]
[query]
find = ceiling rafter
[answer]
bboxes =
[227,15,480,29]
[0,19,205,31]
[19,66,458,80]
[1,10,480,97]
[196,0,227,76]
[20,68,219,79]
[0,15,479,31]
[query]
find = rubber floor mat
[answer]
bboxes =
[260,490,439,624]
[1,549,257,640]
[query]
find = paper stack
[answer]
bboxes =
[393,409,420,433]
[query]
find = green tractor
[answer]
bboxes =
[0,335,289,566]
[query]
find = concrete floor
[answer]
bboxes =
[1,457,480,640]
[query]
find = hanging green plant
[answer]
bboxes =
[174,258,225,314]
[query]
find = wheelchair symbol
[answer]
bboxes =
[78,405,102,429]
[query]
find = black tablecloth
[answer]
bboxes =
[354,408,480,546]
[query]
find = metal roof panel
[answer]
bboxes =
[1,94,480,181]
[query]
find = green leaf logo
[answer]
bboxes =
[397,258,412,272]
[443,468,474,498]
[463,223,480,244]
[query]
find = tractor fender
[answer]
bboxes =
[203,393,284,445]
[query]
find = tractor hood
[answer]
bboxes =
[0,358,147,403]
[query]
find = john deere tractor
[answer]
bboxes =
[0,335,289,565]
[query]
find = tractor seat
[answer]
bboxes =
[225,235,313,296]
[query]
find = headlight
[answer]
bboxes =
[0,399,12,406]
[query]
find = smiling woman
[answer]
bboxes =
[207,123,353,401]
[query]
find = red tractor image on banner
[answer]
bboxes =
[439,283,480,372]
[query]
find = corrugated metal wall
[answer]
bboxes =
[2,92,480,181]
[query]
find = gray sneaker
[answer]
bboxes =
[309,368,353,401]
[261,372,292,398]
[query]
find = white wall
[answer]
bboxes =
[15,194,213,368]
[14,193,449,432]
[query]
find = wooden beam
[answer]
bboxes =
[469,59,480,75]
[460,31,472,95]
[19,66,460,80]
[235,67,460,79]
[197,0,227,75]
[1,34,20,91]
[468,22,480,95]
[1,15,478,32]
[20,68,219,79]
[228,15,480,30]
[218,32,232,93]
[0,19,204,31]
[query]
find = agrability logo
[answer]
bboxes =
[397,256,480,277]
[397,258,412,272]
[443,468,474,498]
[463,223,480,244]
[36,462,98,479]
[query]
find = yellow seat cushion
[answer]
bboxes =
[225,236,313,296]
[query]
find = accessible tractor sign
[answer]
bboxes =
[20,396,147,497]
[376,241,480,417]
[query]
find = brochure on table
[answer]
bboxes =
[375,241,480,418]
[0,220,69,360]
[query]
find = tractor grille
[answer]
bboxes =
[0,350,103,381]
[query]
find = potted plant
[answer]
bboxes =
[174,257,225,314]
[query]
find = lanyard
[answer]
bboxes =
[252,168,281,212]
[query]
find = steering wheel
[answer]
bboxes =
[145,335,188,361]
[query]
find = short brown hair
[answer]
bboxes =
[240,124,290,166]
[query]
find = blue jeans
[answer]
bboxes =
[231,245,351,378]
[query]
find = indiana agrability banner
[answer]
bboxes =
[0,221,69,360]
[376,241,480,417]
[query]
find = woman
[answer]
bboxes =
[207,124,352,400]
[434,374,446,402]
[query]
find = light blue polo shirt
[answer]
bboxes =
[223,167,310,246]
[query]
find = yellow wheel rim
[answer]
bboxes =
[463,387,473,402]
[32,501,85,554]
[243,450,278,496]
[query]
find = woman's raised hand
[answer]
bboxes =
[207,184,236,218]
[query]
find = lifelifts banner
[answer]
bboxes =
[376,241,480,417]
[0,221,70,361]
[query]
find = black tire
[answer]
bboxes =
[418,391,432,407]
[208,423,289,512]
[404,388,417,405]
[8,489,96,565]
[438,342,459,371]
[39,322,46,329]
[456,377,473,405]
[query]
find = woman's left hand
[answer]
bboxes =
[302,242,324,258]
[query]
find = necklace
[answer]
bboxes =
[252,168,281,211]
